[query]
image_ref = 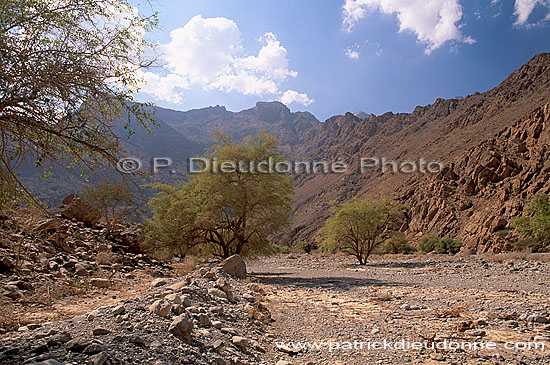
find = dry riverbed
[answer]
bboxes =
[248,253,550,365]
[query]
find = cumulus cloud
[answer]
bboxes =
[279,90,315,106]
[342,0,475,54]
[345,45,360,59]
[138,15,313,106]
[513,0,550,26]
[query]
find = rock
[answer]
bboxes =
[197,313,211,328]
[527,314,549,324]
[276,361,293,365]
[128,334,146,346]
[165,293,182,305]
[169,313,193,341]
[47,331,72,346]
[0,255,15,272]
[210,339,224,351]
[74,263,88,276]
[92,328,111,336]
[59,194,101,226]
[151,278,168,287]
[31,343,49,354]
[112,305,125,315]
[220,255,247,279]
[90,278,110,288]
[231,336,249,350]
[150,299,172,318]
[29,360,64,365]
[65,337,92,352]
[208,288,227,300]
[83,343,107,354]
[90,351,110,365]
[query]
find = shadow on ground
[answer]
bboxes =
[249,272,405,290]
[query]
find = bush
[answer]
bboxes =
[274,245,291,254]
[418,235,463,255]
[512,194,550,252]
[383,232,414,254]
[435,238,463,255]
[295,241,313,254]
[418,235,440,253]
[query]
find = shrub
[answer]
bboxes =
[296,241,313,254]
[512,194,550,252]
[383,232,414,254]
[418,235,463,255]
[418,235,440,253]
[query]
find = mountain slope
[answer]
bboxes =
[291,53,550,251]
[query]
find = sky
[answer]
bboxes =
[132,0,550,121]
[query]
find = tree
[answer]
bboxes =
[512,194,550,251]
[0,0,158,206]
[319,197,405,265]
[146,132,294,259]
[81,179,140,234]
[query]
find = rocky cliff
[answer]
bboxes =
[291,53,550,252]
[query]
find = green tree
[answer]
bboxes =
[0,0,158,206]
[319,197,405,265]
[383,232,414,254]
[146,132,294,259]
[81,179,140,234]
[512,194,550,251]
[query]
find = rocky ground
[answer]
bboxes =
[249,253,550,365]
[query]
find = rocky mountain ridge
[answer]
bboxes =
[290,53,550,252]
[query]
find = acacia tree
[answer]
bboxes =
[319,197,405,265]
[512,194,550,251]
[0,0,157,206]
[146,132,294,259]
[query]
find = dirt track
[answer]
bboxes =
[248,253,550,364]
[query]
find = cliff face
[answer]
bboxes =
[159,101,321,154]
[290,53,550,251]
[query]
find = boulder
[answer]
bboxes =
[220,255,246,279]
[59,194,101,226]
[169,313,193,340]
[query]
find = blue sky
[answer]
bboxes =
[133,0,550,121]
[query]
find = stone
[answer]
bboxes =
[169,313,193,341]
[208,288,227,300]
[527,314,549,324]
[220,255,246,279]
[128,334,146,346]
[151,278,168,287]
[90,351,109,365]
[150,299,172,318]
[231,336,249,350]
[92,328,111,336]
[165,293,182,305]
[276,361,293,365]
[74,263,88,276]
[211,339,224,351]
[90,278,110,288]
[112,305,125,316]
[59,194,101,226]
[83,343,107,354]
[29,360,64,365]
[65,337,92,352]
[47,331,72,346]
[197,313,211,328]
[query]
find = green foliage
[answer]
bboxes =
[145,132,294,259]
[0,0,158,206]
[418,235,463,255]
[318,196,405,265]
[296,241,313,254]
[512,194,550,252]
[418,235,439,253]
[383,232,414,254]
[81,179,140,233]
[274,245,291,254]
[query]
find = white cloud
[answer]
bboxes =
[138,15,313,105]
[342,0,475,54]
[345,46,360,59]
[279,90,315,107]
[513,0,550,26]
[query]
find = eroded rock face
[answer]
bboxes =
[401,103,550,252]
[59,194,101,227]
[220,255,247,279]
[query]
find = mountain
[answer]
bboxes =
[291,53,550,252]
[157,101,321,154]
